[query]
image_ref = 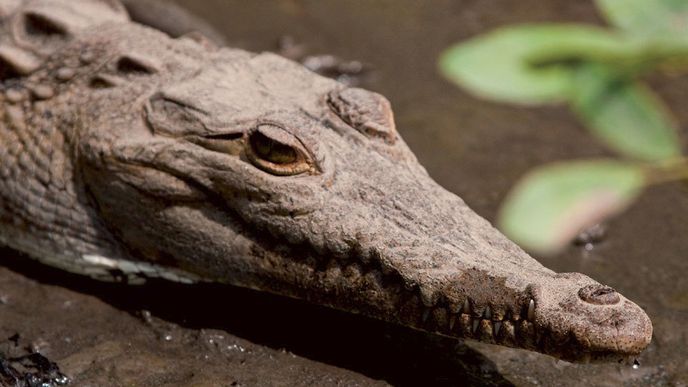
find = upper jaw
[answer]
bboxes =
[291,182,653,363]
[530,274,653,362]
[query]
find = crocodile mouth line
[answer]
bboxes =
[102,177,631,364]
[194,208,563,358]
[417,299,538,348]
[285,240,637,363]
[246,229,552,355]
[413,297,640,364]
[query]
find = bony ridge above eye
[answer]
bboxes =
[327,87,397,144]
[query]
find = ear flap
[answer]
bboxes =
[0,44,40,79]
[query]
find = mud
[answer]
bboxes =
[1,0,687,386]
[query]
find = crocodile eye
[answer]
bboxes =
[252,132,296,163]
[246,124,313,176]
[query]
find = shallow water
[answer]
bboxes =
[1,0,687,385]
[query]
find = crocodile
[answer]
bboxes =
[0,0,652,364]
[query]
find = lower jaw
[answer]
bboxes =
[398,311,639,364]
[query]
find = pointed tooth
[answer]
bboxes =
[527,299,535,321]
[419,287,435,307]
[449,315,456,331]
[472,318,479,334]
[484,306,492,320]
[462,299,471,314]
[493,321,502,337]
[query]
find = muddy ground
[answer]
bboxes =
[1,0,687,386]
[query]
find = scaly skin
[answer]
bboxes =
[0,0,652,363]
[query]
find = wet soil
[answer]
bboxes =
[1,0,687,386]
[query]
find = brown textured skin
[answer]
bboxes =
[0,0,652,363]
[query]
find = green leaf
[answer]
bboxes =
[439,24,630,104]
[596,0,688,38]
[570,64,682,161]
[499,160,645,254]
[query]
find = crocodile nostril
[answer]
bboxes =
[578,284,620,305]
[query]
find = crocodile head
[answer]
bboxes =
[33,24,651,363]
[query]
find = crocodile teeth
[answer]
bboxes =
[449,315,456,331]
[493,321,502,337]
[527,299,535,321]
[616,356,639,367]
[483,306,492,320]
[419,287,435,307]
[462,299,471,314]
[472,318,479,334]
